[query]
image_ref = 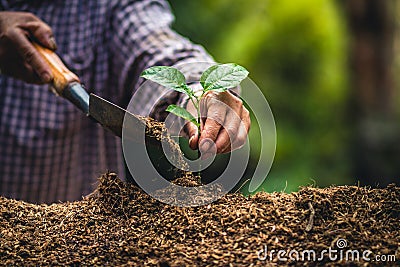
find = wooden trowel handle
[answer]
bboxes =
[33,42,80,96]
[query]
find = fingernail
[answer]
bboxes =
[41,72,52,83]
[189,135,194,144]
[200,139,211,153]
[49,36,57,50]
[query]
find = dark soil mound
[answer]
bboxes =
[0,173,399,266]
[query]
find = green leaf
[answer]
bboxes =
[166,104,199,127]
[179,84,195,98]
[141,66,192,95]
[200,63,249,92]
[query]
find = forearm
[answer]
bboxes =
[109,0,216,118]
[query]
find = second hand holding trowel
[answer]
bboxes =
[33,43,149,142]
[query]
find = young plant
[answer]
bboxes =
[140,63,249,141]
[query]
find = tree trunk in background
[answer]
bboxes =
[344,0,400,186]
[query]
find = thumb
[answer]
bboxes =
[186,122,199,150]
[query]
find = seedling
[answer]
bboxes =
[141,63,249,142]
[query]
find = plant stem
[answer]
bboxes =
[197,117,201,182]
[197,150,201,183]
[188,94,202,182]
[197,101,202,182]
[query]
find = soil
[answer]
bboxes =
[0,172,398,266]
[1,118,399,266]
[133,115,195,182]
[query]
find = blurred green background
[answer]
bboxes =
[169,0,400,193]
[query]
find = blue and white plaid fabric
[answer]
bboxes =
[0,0,214,203]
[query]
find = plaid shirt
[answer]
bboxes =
[0,0,214,203]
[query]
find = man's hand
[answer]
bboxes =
[0,11,56,84]
[186,90,250,158]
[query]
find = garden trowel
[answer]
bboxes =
[34,43,181,181]
[33,43,148,141]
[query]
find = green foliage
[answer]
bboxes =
[169,0,352,192]
[200,63,249,92]
[141,63,249,131]
[166,104,199,127]
[141,66,194,96]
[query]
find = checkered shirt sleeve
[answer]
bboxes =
[0,0,215,203]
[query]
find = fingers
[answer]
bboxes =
[0,12,55,84]
[231,107,250,150]
[182,98,200,150]
[7,27,52,83]
[199,101,226,154]
[215,105,250,154]
[23,21,57,50]
[185,122,199,150]
[215,108,242,153]
[20,61,42,84]
[184,90,250,156]
[200,91,251,155]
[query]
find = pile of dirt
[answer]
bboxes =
[0,173,398,266]
[130,115,199,183]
